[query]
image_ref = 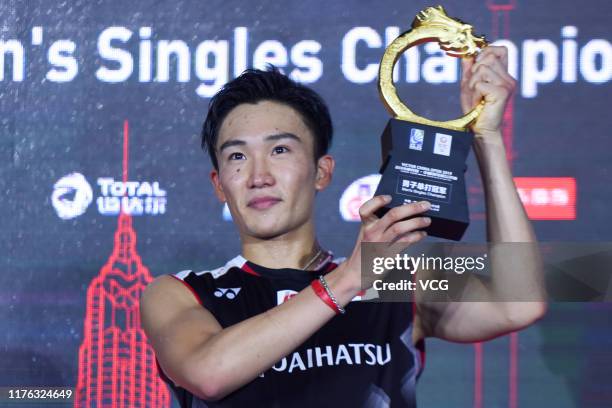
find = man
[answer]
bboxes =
[141,46,546,407]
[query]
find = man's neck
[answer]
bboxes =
[240,221,323,270]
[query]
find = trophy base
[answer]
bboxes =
[374,204,468,241]
[373,119,473,241]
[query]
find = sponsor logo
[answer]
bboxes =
[51,173,167,219]
[433,133,452,156]
[270,343,391,374]
[409,128,424,151]
[214,287,242,299]
[51,172,94,220]
[96,177,166,216]
[514,177,576,220]
[339,174,381,221]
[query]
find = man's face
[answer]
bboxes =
[210,100,333,240]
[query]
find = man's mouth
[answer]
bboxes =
[247,196,282,210]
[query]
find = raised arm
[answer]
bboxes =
[416,46,547,343]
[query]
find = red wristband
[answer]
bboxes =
[311,279,341,314]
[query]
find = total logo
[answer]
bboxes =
[339,174,381,222]
[96,177,166,216]
[51,172,167,220]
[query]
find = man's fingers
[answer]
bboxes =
[472,55,515,88]
[377,201,431,233]
[460,57,476,113]
[387,231,427,254]
[476,80,510,99]
[461,46,513,110]
[359,195,391,224]
[374,235,427,270]
[469,65,506,89]
[472,81,509,107]
[478,45,508,68]
[461,57,475,84]
[381,216,431,242]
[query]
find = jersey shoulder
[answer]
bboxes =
[174,254,247,280]
[168,255,249,304]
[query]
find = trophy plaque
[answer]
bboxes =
[374,6,488,241]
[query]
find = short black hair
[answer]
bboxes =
[201,67,333,170]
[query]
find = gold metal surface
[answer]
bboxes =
[379,6,488,131]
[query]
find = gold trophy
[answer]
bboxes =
[374,6,488,240]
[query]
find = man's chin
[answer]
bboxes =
[244,223,289,240]
[249,230,287,240]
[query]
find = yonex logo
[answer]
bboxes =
[214,287,241,299]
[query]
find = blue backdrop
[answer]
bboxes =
[1,0,611,407]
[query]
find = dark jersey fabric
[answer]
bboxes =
[158,254,424,408]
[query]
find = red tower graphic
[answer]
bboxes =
[487,0,517,162]
[75,120,171,408]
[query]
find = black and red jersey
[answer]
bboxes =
[158,253,424,407]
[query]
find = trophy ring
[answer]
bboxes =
[379,5,489,132]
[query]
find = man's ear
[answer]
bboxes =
[314,154,335,191]
[210,169,227,202]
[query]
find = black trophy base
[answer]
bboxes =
[373,119,473,241]
[374,204,468,241]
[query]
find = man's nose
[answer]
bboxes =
[247,158,275,188]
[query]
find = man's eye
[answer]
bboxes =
[272,146,289,154]
[228,152,245,160]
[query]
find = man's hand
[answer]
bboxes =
[460,45,516,137]
[334,196,432,291]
